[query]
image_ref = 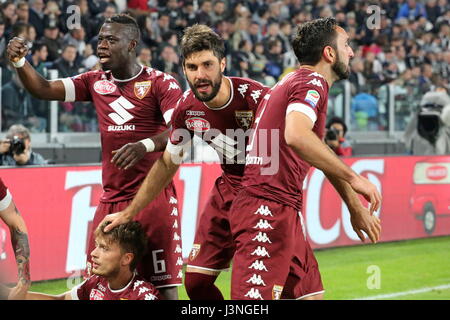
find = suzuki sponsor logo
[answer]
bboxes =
[108,96,135,126]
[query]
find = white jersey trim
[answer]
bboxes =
[0,190,12,211]
[286,103,317,124]
[203,77,233,110]
[295,290,325,300]
[155,283,183,289]
[111,65,144,82]
[108,273,136,293]
[60,78,76,102]
[163,109,174,125]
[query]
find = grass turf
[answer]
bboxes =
[29,236,450,300]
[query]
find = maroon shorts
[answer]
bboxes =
[86,182,183,289]
[187,176,236,272]
[229,191,324,300]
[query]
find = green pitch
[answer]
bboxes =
[30,236,450,300]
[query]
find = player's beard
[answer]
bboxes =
[189,72,222,102]
[332,53,350,80]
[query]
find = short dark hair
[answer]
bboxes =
[104,14,140,41]
[326,117,348,136]
[291,17,338,66]
[95,221,148,271]
[181,24,225,63]
[32,41,47,54]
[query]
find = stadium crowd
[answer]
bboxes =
[0,0,449,133]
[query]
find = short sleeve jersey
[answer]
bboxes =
[71,273,160,300]
[169,77,268,190]
[0,178,12,211]
[242,68,329,211]
[61,66,183,202]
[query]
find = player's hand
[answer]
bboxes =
[349,174,382,215]
[100,211,133,233]
[7,281,29,300]
[111,142,147,170]
[6,37,29,63]
[349,206,381,243]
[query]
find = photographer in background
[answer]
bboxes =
[0,124,46,166]
[324,117,353,157]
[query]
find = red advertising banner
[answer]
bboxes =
[0,156,449,283]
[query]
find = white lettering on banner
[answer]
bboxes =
[64,170,102,273]
[179,166,202,259]
[305,159,385,245]
[108,96,135,126]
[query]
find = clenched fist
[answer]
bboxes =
[7,37,29,63]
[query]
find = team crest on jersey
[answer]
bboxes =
[189,244,201,261]
[305,90,320,108]
[93,80,117,95]
[185,117,210,132]
[134,81,152,99]
[235,110,254,130]
[272,285,284,300]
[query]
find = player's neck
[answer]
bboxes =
[299,63,334,87]
[107,270,134,291]
[110,62,142,81]
[205,76,231,109]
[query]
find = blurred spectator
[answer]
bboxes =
[230,17,250,51]
[136,14,159,52]
[63,26,86,57]
[180,1,197,27]
[325,117,353,157]
[1,73,46,133]
[1,1,17,35]
[151,44,184,88]
[210,0,226,25]
[0,124,46,166]
[248,21,263,45]
[28,0,45,38]
[349,57,366,94]
[396,0,427,21]
[351,89,380,131]
[40,21,63,62]
[137,46,152,67]
[16,1,29,24]
[195,0,213,26]
[264,39,283,80]
[152,12,171,43]
[52,44,80,78]
[0,18,5,65]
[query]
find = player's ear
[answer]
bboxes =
[128,40,138,52]
[220,57,226,73]
[323,45,335,64]
[122,252,134,267]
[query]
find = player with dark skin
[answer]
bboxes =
[7,19,178,300]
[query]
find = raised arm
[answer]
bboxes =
[6,37,66,101]
[285,111,382,215]
[103,149,181,232]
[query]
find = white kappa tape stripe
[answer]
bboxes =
[354,284,450,300]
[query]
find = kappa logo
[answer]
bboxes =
[254,205,273,217]
[93,80,117,95]
[272,285,284,300]
[238,84,250,97]
[253,219,274,230]
[308,72,324,79]
[250,89,263,104]
[173,232,181,241]
[246,274,267,286]
[145,293,158,300]
[249,259,268,272]
[169,196,178,204]
[307,78,323,88]
[134,81,151,99]
[138,287,150,295]
[163,73,174,82]
[171,208,178,216]
[186,110,205,117]
[177,270,183,279]
[133,280,144,291]
[235,110,254,130]
[251,246,271,258]
[189,244,201,261]
[252,232,272,243]
[168,82,180,90]
[245,288,264,300]
[176,257,183,266]
[173,220,178,229]
[174,244,182,254]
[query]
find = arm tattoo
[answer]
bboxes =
[11,214,31,285]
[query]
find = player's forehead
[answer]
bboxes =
[184,50,219,65]
[335,26,349,43]
[99,23,124,38]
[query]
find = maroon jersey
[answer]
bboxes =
[242,68,329,211]
[71,273,160,300]
[169,77,268,189]
[0,178,12,211]
[61,66,182,202]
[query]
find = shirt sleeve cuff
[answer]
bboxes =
[286,103,317,124]
[0,190,12,211]
[59,78,76,102]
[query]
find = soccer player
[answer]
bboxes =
[228,17,382,300]
[0,177,30,299]
[6,14,183,299]
[5,221,160,300]
[99,24,269,300]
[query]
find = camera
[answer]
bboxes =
[325,127,340,141]
[8,136,26,156]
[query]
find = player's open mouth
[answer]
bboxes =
[98,53,110,64]
[92,262,100,269]
[196,83,211,93]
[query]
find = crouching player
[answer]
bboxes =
[5,221,160,300]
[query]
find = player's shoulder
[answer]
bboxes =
[131,275,159,300]
[144,66,180,86]
[174,89,197,112]
[293,68,328,91]
[71,69,105,81]
[230,76,267,92]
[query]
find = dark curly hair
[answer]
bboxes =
[95,221,148,271]
[291,17,338,66]
[181,24,225,63]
